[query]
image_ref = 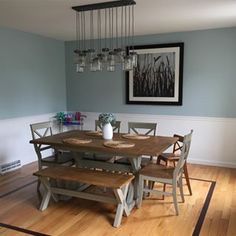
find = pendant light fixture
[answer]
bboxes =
[72,0,137,73]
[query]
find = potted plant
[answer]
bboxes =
[98,113,116,140]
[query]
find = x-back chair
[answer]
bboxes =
[30,121,74,191]
[138,130,193,215]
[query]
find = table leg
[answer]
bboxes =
[72,151,85,167]
[73,152,142,208]
[129,156,142,207]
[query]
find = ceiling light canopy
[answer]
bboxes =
[72,0,137,73]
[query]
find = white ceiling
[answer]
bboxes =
[0,0,236,41]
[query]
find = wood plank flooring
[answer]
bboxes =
[0,162,235,236]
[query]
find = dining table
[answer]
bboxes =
[30,130,178,211]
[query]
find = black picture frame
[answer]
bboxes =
[126,42,184,105]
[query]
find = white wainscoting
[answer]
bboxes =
[1,112,235,169]
[0,113,55,167]
[83,112,236,168]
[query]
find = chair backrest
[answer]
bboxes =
[30,121,52,140]
[30,121,53,153]
[95,120,121,133]
[128,122,157,136]
[172,134,184,154]
[174,130,193,179]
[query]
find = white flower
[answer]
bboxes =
[99,113,116,125]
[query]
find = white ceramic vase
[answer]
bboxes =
[102,123,113,140]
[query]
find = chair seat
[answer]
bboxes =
[83,152,95,160]
[93,153,116,162]
[140,157,152,167]
[158,152,180,161]
[140,164,175,179]
[115,157,130,165]
[42,152,73,164]
[83,153,117,163]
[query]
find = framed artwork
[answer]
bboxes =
[126,43,184,105]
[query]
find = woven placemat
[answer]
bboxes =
[86,131,103,136]
[122,134,150,140]
[63,138,92,145]
[103,140,135,149]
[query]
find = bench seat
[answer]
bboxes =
[34,166,133,188]
[34,166,134,227]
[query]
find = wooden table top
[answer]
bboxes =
[30,130,178,157]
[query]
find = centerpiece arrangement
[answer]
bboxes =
[56,112,86,124]
[98,113,116,140]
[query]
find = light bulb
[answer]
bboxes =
[122,55,133,71]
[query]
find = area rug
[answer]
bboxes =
[0,177,216,236]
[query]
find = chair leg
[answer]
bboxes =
[179,177,185,203]
[161,160,168,200]
[160,183,167,200]
[173,161,176,167]
[148,181,155,191]
[143,179,147,195]
[37,179,41,193]
[172,181,179,215]
[143,180,149,198]
[183,163,192,195]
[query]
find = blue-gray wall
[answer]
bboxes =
[0,28,67,120]
[65,27,236,118]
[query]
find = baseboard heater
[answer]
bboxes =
[0,160,21,175]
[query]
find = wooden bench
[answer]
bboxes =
[34,166,134,227]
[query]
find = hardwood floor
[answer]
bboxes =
[0,162,235,236]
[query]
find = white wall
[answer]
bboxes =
[0,113,55,166]
[1,112,235,169]
[83,112,236,168]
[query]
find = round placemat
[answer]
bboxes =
[86,131,103,136]
[63,138,92,145]
[103,140,135,149]
[122,134,150,140]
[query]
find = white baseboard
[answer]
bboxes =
[188,158,236,169]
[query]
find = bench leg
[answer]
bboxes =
[122,184,132,217]
[39,177,52,211]
[126,183,134,210]
[113,184,129,227]
[113,202,124,227]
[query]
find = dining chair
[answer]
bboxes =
[116,122,157,166]
[157,134,192,196]
[95,120,121,133]
[30,121,74,191]
[128,122,157,136]
[138,130,193,215]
